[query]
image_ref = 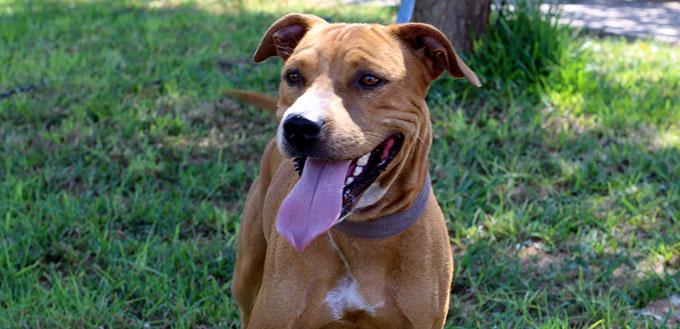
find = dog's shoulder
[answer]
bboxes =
[259,138,285,180]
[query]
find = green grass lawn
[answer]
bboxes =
[1,0,678,328]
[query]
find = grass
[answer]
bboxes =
[1,0,678,328]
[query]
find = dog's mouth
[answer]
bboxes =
[276,134,404,250]
[294,133,404,218]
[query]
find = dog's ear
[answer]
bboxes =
[253,13,327,62]
[391,23,482,87]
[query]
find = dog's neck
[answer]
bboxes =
[334,172,430,239]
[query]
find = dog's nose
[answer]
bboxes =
[283,115,321,148]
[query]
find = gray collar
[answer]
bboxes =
[333,173,430,239]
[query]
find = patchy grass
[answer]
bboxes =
[1,0,678,328]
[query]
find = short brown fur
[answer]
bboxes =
[232,14,480,328]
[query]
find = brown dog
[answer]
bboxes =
[232,13,480,328]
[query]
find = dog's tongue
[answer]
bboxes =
[276,158,351,251]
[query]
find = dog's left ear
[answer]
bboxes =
[391,23,482,87]
[253,13,328,62]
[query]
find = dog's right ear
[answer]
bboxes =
[253,14,327,62]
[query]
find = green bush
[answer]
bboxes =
[432,0,574,104]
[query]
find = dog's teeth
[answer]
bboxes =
[345,177,354,185]
[353,166,363,176]
[357,153,370,166]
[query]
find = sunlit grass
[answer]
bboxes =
[546,38,680,131]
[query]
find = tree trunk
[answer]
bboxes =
[412,0,492,54]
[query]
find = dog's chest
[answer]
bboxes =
[324,276,385,321]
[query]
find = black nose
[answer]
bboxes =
[283,115,321,149]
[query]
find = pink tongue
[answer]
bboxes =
[276,158,352,251]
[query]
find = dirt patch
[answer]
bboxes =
[636,254,679,277]
[518,241,569,275]
[631,295,680,325]
[517,240,679,292]
[541,107,598,136]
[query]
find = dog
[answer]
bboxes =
[232,13,481,328]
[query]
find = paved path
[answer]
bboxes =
[340,0,680,43]
[557,0,680,43]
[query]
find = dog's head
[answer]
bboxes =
[254,14,480,250]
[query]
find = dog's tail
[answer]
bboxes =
[223,89,278,114]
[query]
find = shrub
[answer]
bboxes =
[432,0,574,105]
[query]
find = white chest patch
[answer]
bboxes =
[324,277,383,320]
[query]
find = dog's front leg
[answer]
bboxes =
[232,141,279,327]
[232,179,266,327]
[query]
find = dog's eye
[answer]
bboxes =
[286,71,302,84]
[359,74,382,87]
